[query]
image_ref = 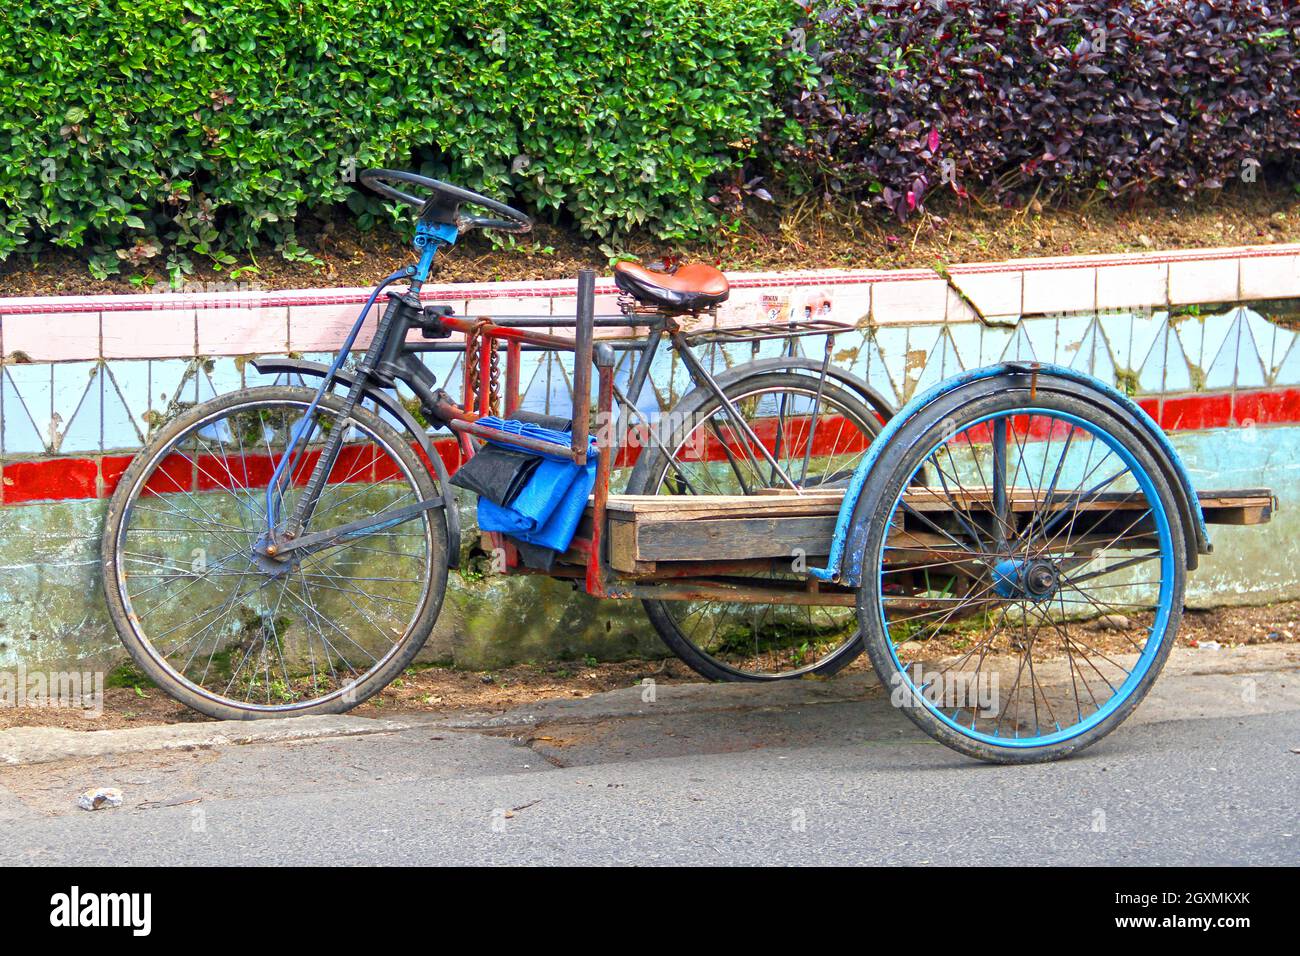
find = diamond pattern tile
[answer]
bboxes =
[51,362,96,451]
[1070,319,1117,386]
[1204,309,1266,390]
[107,361,151,440]
[149,359,192,420]
[520,351,575,418]
[2,367,47,455]
[7,363,54,453]
[1273,336,1300,387]
[1136,319,1191,394]
[870,326,911,401]
[1096,311,1137,371]
[1,296,1298,465]
[913,327,965,395]
[1022,316,1061,363]
[1000,322,1037,362]
[57,366,102,454]
[1055,315,1094,367]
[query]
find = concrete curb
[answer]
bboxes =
[1160,643,1300,677]
[0,715,415,767]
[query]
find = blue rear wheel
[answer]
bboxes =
[854,385,1187,763]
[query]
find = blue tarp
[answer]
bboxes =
[472,417,597,554]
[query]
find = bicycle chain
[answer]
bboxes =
[466,326,481,412]
[464,323,501,416]
[487,341,501,416]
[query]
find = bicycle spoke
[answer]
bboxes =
[109,391,441,715]
[877,405,1177,752]
[647,380,880,677]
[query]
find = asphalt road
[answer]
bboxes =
[2,654,1297,866]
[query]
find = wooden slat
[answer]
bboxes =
[604,492,844,517]
[633,514,837,563]
[1197,489,1275,526]
[630,519,1162,565]
[604,488,1274,520]
[608,517,653,574]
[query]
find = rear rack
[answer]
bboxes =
[682,317,859,345]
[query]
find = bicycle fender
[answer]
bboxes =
[702,355,896,423]
[249,358,461,568]
[812,362,1207,587]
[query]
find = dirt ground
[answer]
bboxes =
[0,656,701,732]
[1,184,1295,297]
[1,599,1297,731]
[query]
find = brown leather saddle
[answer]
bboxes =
[613,261,729,314]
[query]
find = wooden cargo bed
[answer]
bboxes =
[597,488,1276,574]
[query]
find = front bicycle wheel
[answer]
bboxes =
[102,385,448,720]
[853,384,1187,763]
[627,370,889,681]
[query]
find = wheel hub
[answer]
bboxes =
[251,533,294,576]
[991,557,1060,601]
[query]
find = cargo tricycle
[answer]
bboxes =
[102,171,1274,762]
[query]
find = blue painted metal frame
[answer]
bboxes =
[249,357,464,568]
[413,220,459,283]
[807,362,1210,586]
[264,220,459,527]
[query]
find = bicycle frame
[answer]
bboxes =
[256,219,862,594]
[257,219,620,588]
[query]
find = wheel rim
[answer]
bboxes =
[651,382,879,678]
[113,397,439,712]
[875,407,1175,748]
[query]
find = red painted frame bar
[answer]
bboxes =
[438,295,596,467]
[586,361,616,597]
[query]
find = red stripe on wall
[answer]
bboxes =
[1,387,1294,505]
[1233,388,1300,428]
[2,458,100,504]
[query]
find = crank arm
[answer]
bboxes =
[269,498,445,559]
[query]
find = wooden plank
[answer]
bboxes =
[1196,489,1274,526]
[621,502,1274,566]
[605,492,844,518]
[594,487,1274,568]
[631,517,1162,565]
[608,517,654,574]
[605,488,1274,520]
[899,488,1276,514]
[1202,503,1272,526]
[634,514,837,563]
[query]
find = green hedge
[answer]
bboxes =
[0,0,805,278]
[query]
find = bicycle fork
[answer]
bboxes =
[258,266,424,560]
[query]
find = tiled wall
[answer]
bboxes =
[1,245,1298,503]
